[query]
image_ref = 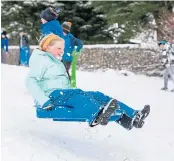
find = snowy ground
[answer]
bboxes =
[1,64,174,161]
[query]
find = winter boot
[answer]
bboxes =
[133,105,150,128]
[161,87,168,91]
[116,114,134,130]
[89,99,118,127]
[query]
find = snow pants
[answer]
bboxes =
[163,66,174,88]
[19,46,30,66]
[36,89,137,124]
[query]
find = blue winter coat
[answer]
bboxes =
[1,37,8,52]
[41,20,64,38]
[40,20,83,62]
[62,33,83,62]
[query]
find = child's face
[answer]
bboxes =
[48,41,64,58]
[19,32,24,37]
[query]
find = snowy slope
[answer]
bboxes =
[1,64,174,161]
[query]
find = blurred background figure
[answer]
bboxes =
[1,31,8,64]
[61,21,83,80]
[40,7,63,38]
[158,40,174,92]
[19,31,30,66]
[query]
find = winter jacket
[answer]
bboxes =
[62,33,83,62]
[1,37,8,52]
[41,20,64,38]
[161,43,174,67]
[40,20,83,62]
[25,48,70,106]
[19,35,29,48]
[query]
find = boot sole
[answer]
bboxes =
[141,105,150,120]
[134,105,150,128]
[97,99,118,125]
[89,99,118,127]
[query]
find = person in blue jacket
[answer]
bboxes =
[19,31,30,66]
[40,7,83,80]
[26,33,150,130]
[40,7,64,38]
[1,31,9,63]
[61,21,83,79]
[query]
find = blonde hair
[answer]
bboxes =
[39,34,64,51]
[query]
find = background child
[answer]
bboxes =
[19,31,30,66]
[61,21,83,80]
[158,40,174,92]
[1,31,8,63]
[40,7,64,38]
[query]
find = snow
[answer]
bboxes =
[1,64,174,161]
[96,14,106,19]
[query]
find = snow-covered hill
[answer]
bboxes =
[1,64,174,161]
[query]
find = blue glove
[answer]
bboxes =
[42,99,54,111]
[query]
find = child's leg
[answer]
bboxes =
[115,103,150,130]
[84,91,111,105]
[83,91,137,118]
[118,101,137,118]
[169,66,174,87]
[49,89,104,123]
[49,89,150,128]
[76,91,135,127]
[163,68,169,89]
[50,89,119,125]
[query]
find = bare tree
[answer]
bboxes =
[157,8,174,43]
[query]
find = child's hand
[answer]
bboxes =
[74,49,82,56]
[42,99,54,111]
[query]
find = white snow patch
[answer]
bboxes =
[1,64,174,161]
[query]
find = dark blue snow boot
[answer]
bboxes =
[116,114,134,130]
[116,105,150,130]
[89,99,119,127]
[133,105,150,128]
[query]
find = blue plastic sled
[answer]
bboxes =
[36,104,130,125]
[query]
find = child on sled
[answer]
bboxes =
[26,34,150,130]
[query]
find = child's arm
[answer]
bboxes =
[25,60,50,107]
[69,34,83,52]
[75,38,83,52]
